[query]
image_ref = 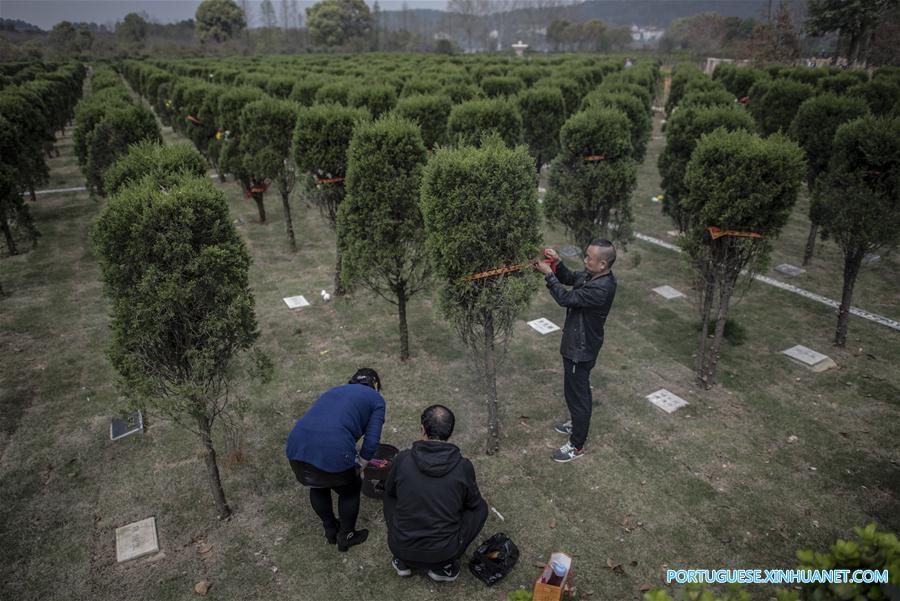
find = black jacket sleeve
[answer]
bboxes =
[462,460,485,511]
[545,273,613,308]
[553,260,578,286]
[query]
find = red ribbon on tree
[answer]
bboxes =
[583,154,606,162]
[186,115,202,125]
[315,176,345,185]
[707,226,762,240]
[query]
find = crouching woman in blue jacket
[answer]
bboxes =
[285,368,385,552]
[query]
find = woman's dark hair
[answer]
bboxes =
[348,368,381,391]
[421,404,455,441]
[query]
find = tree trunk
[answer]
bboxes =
[333,246,345,296]
[280,187,296,252]
[704,274,737,389]
[2,215,19,256]
[696,263,716,387]
[802,223,818,266]
[483,311,500,455]
[29,186,36,202]
[835,249,863,347]
[196,415,231,519]
[252,193,266,223]
[397,289,410,361]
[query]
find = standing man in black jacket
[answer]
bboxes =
[382,405,488,582]
[536,239,617,463]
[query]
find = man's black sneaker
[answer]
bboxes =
[553,419,573,435]
[337,529,369,552]
[427,560,460,582]
[392,557,412,577]
[553,441,584,463]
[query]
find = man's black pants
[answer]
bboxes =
[563,356,596,449]
[383,495,488,569]
[290,460,361,535]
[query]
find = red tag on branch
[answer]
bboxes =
[186,115,202,125]
[707,226,762,240]
[315,176,345,185]
[583,154,606,162]
[738,96,750,104]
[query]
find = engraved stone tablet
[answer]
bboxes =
[116,517,159,562]
[775,264,806,276]
[652,285,685,299]
[283,295,310,309]
[527,318,560,335]
[110,410,143,441]
[646,389,688,413]
[781,345,837,372]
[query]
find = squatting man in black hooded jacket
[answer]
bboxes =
[382,405,489,582]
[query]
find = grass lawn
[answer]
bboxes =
[1,105,898,601]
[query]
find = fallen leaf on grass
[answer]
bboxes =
[197,544,212,555]
[640,583,653,592]
[549,518,557,529]
[194,580,211,596]
[606,558,625,575]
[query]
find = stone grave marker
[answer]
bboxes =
[110,410,143,441]
[775,264,805,276]
[283,295,310,309]
[527,318,560,335]
[646,389,688,413]
[781,345,837,372]
[115,517,159,562]
[652,285,685,299]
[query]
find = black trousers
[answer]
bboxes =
[383,495,488,569]
[290,460,361,534]
[563,356,596,449]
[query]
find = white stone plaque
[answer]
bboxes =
[283,295,310,309]
[653,285,685,299]
[646,389,688,413]
[666,230,679,238]
[527,318,560,335]
[781,345,836,372]
[116,517,159,562]
[775,264,806,276]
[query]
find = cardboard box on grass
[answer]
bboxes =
[533,552,573,601]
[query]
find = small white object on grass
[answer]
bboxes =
[527,318,560,335]
[320,290,332,302]
[490,507,505,521]
[775,264,806,277]
[646,389,689,414]
[781,345,837,372]
[283,295,310,309]
[652,285,685,299]
[116,517,159,562]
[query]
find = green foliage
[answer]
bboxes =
[667,63,707,115]
[104,141,207,197]
[238,97,299,182]
[195,0,246,44]
[441,81,481,104]
[92,173,259,404]
[747,78,815,136]
[680,88,736,110]
[314,80,354,105]
[290,75,327,106]
[480,75,524,98]
[348,83,396,118]
[847,79,900,116]
[658,105,755,231]
[447,98,523,148]
[394,93,452,149]
[597,80,653,112]
[337,115,430,358]
[581,90,651,160]
[683,129,805,238]
[817,72,868,96]
[789,94,869,188]
[85,104,162,196]
[307,0,372,47]
[517,86,566,168]
[293,103,369,181]
[543,108,637,249]
[535,77,582,116]
[813,116,900,257]
[713,63,766,99]
[420,136,541,352]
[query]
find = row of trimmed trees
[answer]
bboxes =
[118,56,660,457]
[660,63,899,388]
[1,61,85,260]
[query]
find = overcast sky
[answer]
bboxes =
[1,0,449,30]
